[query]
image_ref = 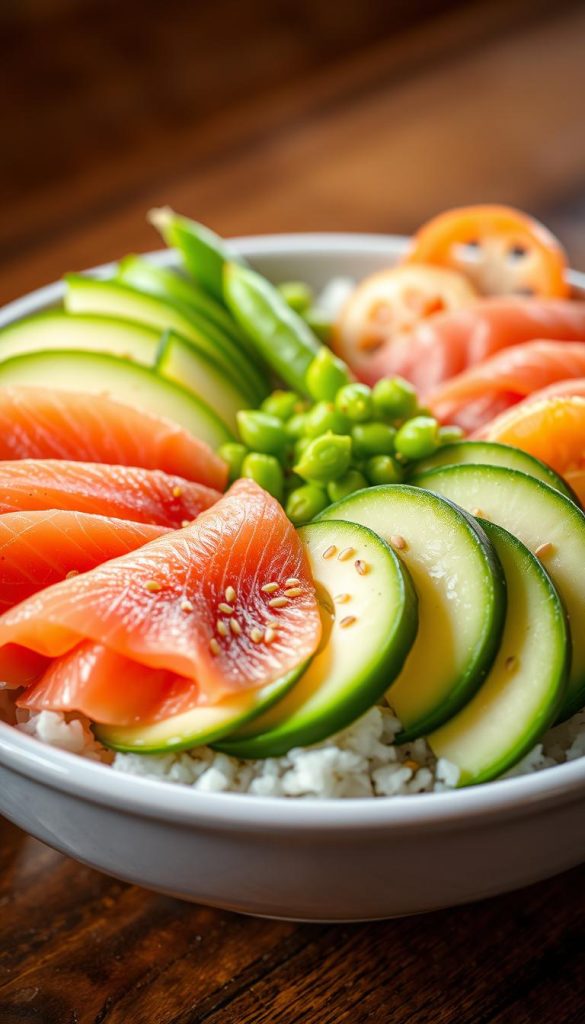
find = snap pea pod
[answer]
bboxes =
[148,207,245,303]
[224,262,321,396]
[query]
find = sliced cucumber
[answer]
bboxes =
[95,666,304,754]
[318,486,506,740]
[64,275,266,403]
[155,332,250,435]
[0,311,161,366]
[428,521,569,785]
[415,441,576,502]
[0,350,232,448]
[413,464,585,719]
[116,255,255,358]
[215,519,418,758]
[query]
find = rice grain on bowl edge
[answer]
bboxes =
[5,693,585,799]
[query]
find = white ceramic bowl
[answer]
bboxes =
[1,234,585,922]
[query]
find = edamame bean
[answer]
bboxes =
[351,422,396,458]
[286,483,329,524]
[294,432,351,483]
[217,442,248,483]
[335,382,372,422]
[241,453,284,501]
[305,347,351,402]
[277,281,314,314]
[438,425,465,445]
[365,455,404,485]
[304,401,350,438]
[394,416,440,460]
[237,410,288,455]
[372,376,418,421]
[261,390,302,421]
[327,469,368,502]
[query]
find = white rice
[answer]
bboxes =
[7,698,585,799]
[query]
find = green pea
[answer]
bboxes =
[304,308,334,343]
[285,412,309,440]
[395,416,440,460]
[304,401,350,438]
[217,441,248,484]
[305,347,352,402]
[439,425,465,445]
[365,455,404,485]
[241,453,284,501]
[286,484,329,524]
[294,436,312,462]
[372,377,418,422]
[261,390,302,422]
[237,410,288,455]
[351,422,397,458]
[294,432,352,483]
[335,382,372,423]
[277,281,314,315]
[327,469,368,503]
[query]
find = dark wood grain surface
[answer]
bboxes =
[2,1,585,1020]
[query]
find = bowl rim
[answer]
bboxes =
[1,230,585,834]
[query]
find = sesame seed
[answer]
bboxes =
[261,582,279,594]
[340,615,357,628]
[284,587,303,598]
[209,638,220,656]
[285,578,301,587]
[218,603,234,615]
[230,618,242,635]
[65,569,79,579]
[338,547,355,561]
[322,545,337,559]
[535,541,554,558]
[505,655,518,671]
[172,485,183,498]
[354,560,368,576]
[403,759,419,773]
[264,627,276,644]
[225,586,237,603]
[145,580,162,593]
[181,519,191,528]
[217,620,229,637]
[390,535,407,550]
[250,628,263,644]
[268,596,289,608]
[180,599,193,613]
[334,593,351,604]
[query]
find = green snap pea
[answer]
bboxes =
[365,455,404,485]
[327,469,368,503]
[305,347,351,402]
[351,422,396,458]
[261,390,301,421]
[217,441,248,484]
[277,281,314,315]
[438,425,465,445]
[372,376,418,422]
[304,401,350,438]
[224,262,320,394]
[241,453,284,502]
[395,416,440,460]
[335,382,372,423]
[237,410,288,455]
[286,484,329,524]
[294,432,352,483]
[148,207,244,303]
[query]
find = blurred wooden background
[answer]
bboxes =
[1,0,585,304]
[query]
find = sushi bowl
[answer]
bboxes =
[0,233,585,921]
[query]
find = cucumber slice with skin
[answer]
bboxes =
[95,664,304,754]
[413,464,585,720]
[428,521,569,786]
[155,332,251,435]
[64,275,267,404]
[215,519,418,758]
[116,255,256,359]
[0,311,162,366]
[0,350,232,448]
[318,486,506,740]
[415,441,576,502]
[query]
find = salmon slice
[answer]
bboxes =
[357,297,585,392]
[0,387,227,490]
[427,341,585,432]
[0,460,220,527]
[6,480,322,711]
[0,510,166,614]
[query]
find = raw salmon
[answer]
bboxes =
[427,342,585,432]
[0,461,220,527]
[9,480,322,718]
[0,387,227,490]
[354,297,585,392]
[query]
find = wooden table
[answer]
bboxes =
[2,1,585,1019]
